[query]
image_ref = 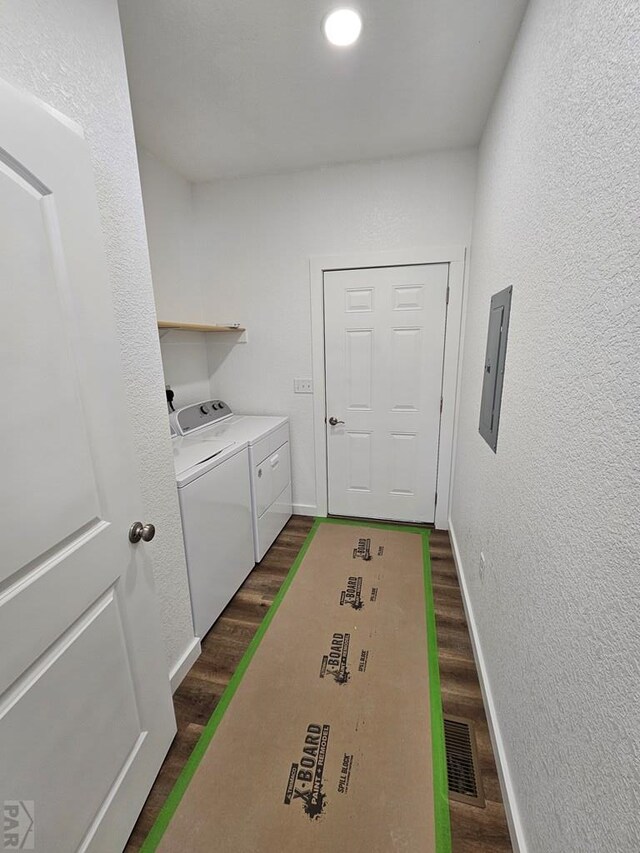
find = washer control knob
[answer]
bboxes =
[200,405,208,414]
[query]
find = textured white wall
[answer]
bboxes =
[0,0,196,675]
[194,150,477,510]
[138,149,210,407]
[451,1,640,850]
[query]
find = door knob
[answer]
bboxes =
[328,416,345,426]
[129,522,156,543]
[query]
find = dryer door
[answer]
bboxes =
[255,443,290,517]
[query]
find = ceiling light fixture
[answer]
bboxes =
[323,8,363,47]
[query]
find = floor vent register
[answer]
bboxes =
[444,715,485,808]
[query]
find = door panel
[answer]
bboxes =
[0,173,100,578]
[2,589,142,851]
[346,328,373,409]
[346,431,372,491]
[0,80,175,852]
[391,327,422,411]
[345,287,373,312]
[393,284,424,310]
[389,432,418,495]
[325,264,448,523]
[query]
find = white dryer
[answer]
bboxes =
[172,400,292,562]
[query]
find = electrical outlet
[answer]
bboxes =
[294,378,313,394]
[479,552,486,582]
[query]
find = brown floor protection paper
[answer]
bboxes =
[158,522,435,852]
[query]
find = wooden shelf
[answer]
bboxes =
[157,321,245,333]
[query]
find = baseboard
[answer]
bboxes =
[293,503,318,517]
[169,636,202,694]
[447,519,528,853]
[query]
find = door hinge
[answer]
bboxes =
[440,397,443,413]
[434,491,438,508]
[446,285,450,305]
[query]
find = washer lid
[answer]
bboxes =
[172,435,236,478]
[199,414,289,445]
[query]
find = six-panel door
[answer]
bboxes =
[0,80,175,852]
[324,264,449,523]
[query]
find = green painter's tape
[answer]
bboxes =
[140,517,451,852]
[319,515,432,535]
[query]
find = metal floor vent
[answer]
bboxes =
[444,715,485,807]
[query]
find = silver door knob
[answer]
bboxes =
[328,416,345,426]
[129,522,156,543]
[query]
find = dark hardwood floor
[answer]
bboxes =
[125,516,511,853]
[430,529,512,852]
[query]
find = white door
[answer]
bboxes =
[324,264,448,523]
[0,81,175,851]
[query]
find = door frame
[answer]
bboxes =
[309,246,467,529]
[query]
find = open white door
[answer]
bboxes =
[0,81,175,851]
[324,264,448,523]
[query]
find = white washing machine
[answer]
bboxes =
[172,409,254,638]
[172,400,292,562]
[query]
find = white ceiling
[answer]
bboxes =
[119,0,528,182]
